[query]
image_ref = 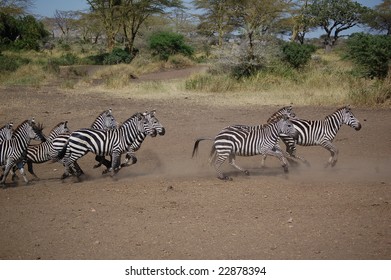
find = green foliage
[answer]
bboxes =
[0,13,49,51]
[281,42,316,69]
[103,48,133,65]
[149,31,194,61]
[0,53,30,72]
[87,48,134,65]
[345,33,391,79]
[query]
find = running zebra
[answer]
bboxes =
[121,110,165,169]
[0,119,46,187]
[192,115,298,180]
[22,121,70,179]
[51,108,119,175]
[265,105,362,167]
[225,106,301,166]
[0,122,13,143]
[56,112,157,179]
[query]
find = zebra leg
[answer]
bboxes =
[121,152,137,168]
[0,161,14,186]
[322,141,339,167]
[228,154,249,176]
[213,153,231,181]
[27,160,39,179]
[110,152,121,176]
[263,149,289,173]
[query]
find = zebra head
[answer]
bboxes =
[48,121,71,141]
[0,121,13,141]
[146,110,165,136]
[267,105,296,123]
[340,105,362,131]
[137,113,157,137]
[276,115,298,139]
[28,118,46,142]
[92,108,118,130]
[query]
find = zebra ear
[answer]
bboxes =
[64,121,68,128]
[345,105,351,111]
[150,109,156,116]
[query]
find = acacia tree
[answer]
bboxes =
[0,0,33,15]
[193,0,233,48]
[363,0,391,35]
[119,0,182,55]
[289,0,317,44]
[54,10,80,39]
[231,0,292,58]
[86,0,122,51]
[307,0,369,50]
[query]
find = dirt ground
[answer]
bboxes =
[0,70,390,260]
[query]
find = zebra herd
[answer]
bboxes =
[0,105,361,186]
[192,105,362,180]
[0,109,165,187]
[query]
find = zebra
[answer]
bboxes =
[264,105,362,167]
[120,110,165,169]
[0,119,46,187]
[51,108,119,176]
[224,106,302,166]
[0,122,13,143]
[21,121,70,179]
[192,115,298,180]
[56,112,157,179]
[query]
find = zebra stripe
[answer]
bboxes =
[0,119,45,186]
[192,116,298,180]
[279,105,362,167]
[58,112,156,179]
[0,122,13,143]
[23,121,70,179]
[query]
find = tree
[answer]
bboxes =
[289,0,318,44]
[193,0,233,48]
[54,10,81,39]
[307,0,369,51]
[120,0,183,55]
[0,0,33,16]
[363,0,391,35]
[231,0,292,58]
[86,0,122,51]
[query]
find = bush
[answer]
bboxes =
[0,54,30,72]
[86,48,133,65]
[103,48,133,65]
[281,42,317,69]
[149,31,194,61]
[345,33,391,79]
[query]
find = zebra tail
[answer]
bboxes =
[192,138,213,158]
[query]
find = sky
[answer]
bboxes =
[30,0,383,18]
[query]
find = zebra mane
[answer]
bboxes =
[121,112,143,126]
[51,121,68,131]
[0,122,13,130]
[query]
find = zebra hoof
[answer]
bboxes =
[283,166,289,173]
[244,170,250,176]
[219,176,232,181]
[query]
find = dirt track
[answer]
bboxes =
[0,77,390,260]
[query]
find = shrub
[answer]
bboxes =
[281,42,317,69]
[103,48,133,65]
[0,54,30,72]
[345,33,391,79]
[149,31,194,61]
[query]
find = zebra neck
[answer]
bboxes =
[324,113,343,136]
[12,130,30,148]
